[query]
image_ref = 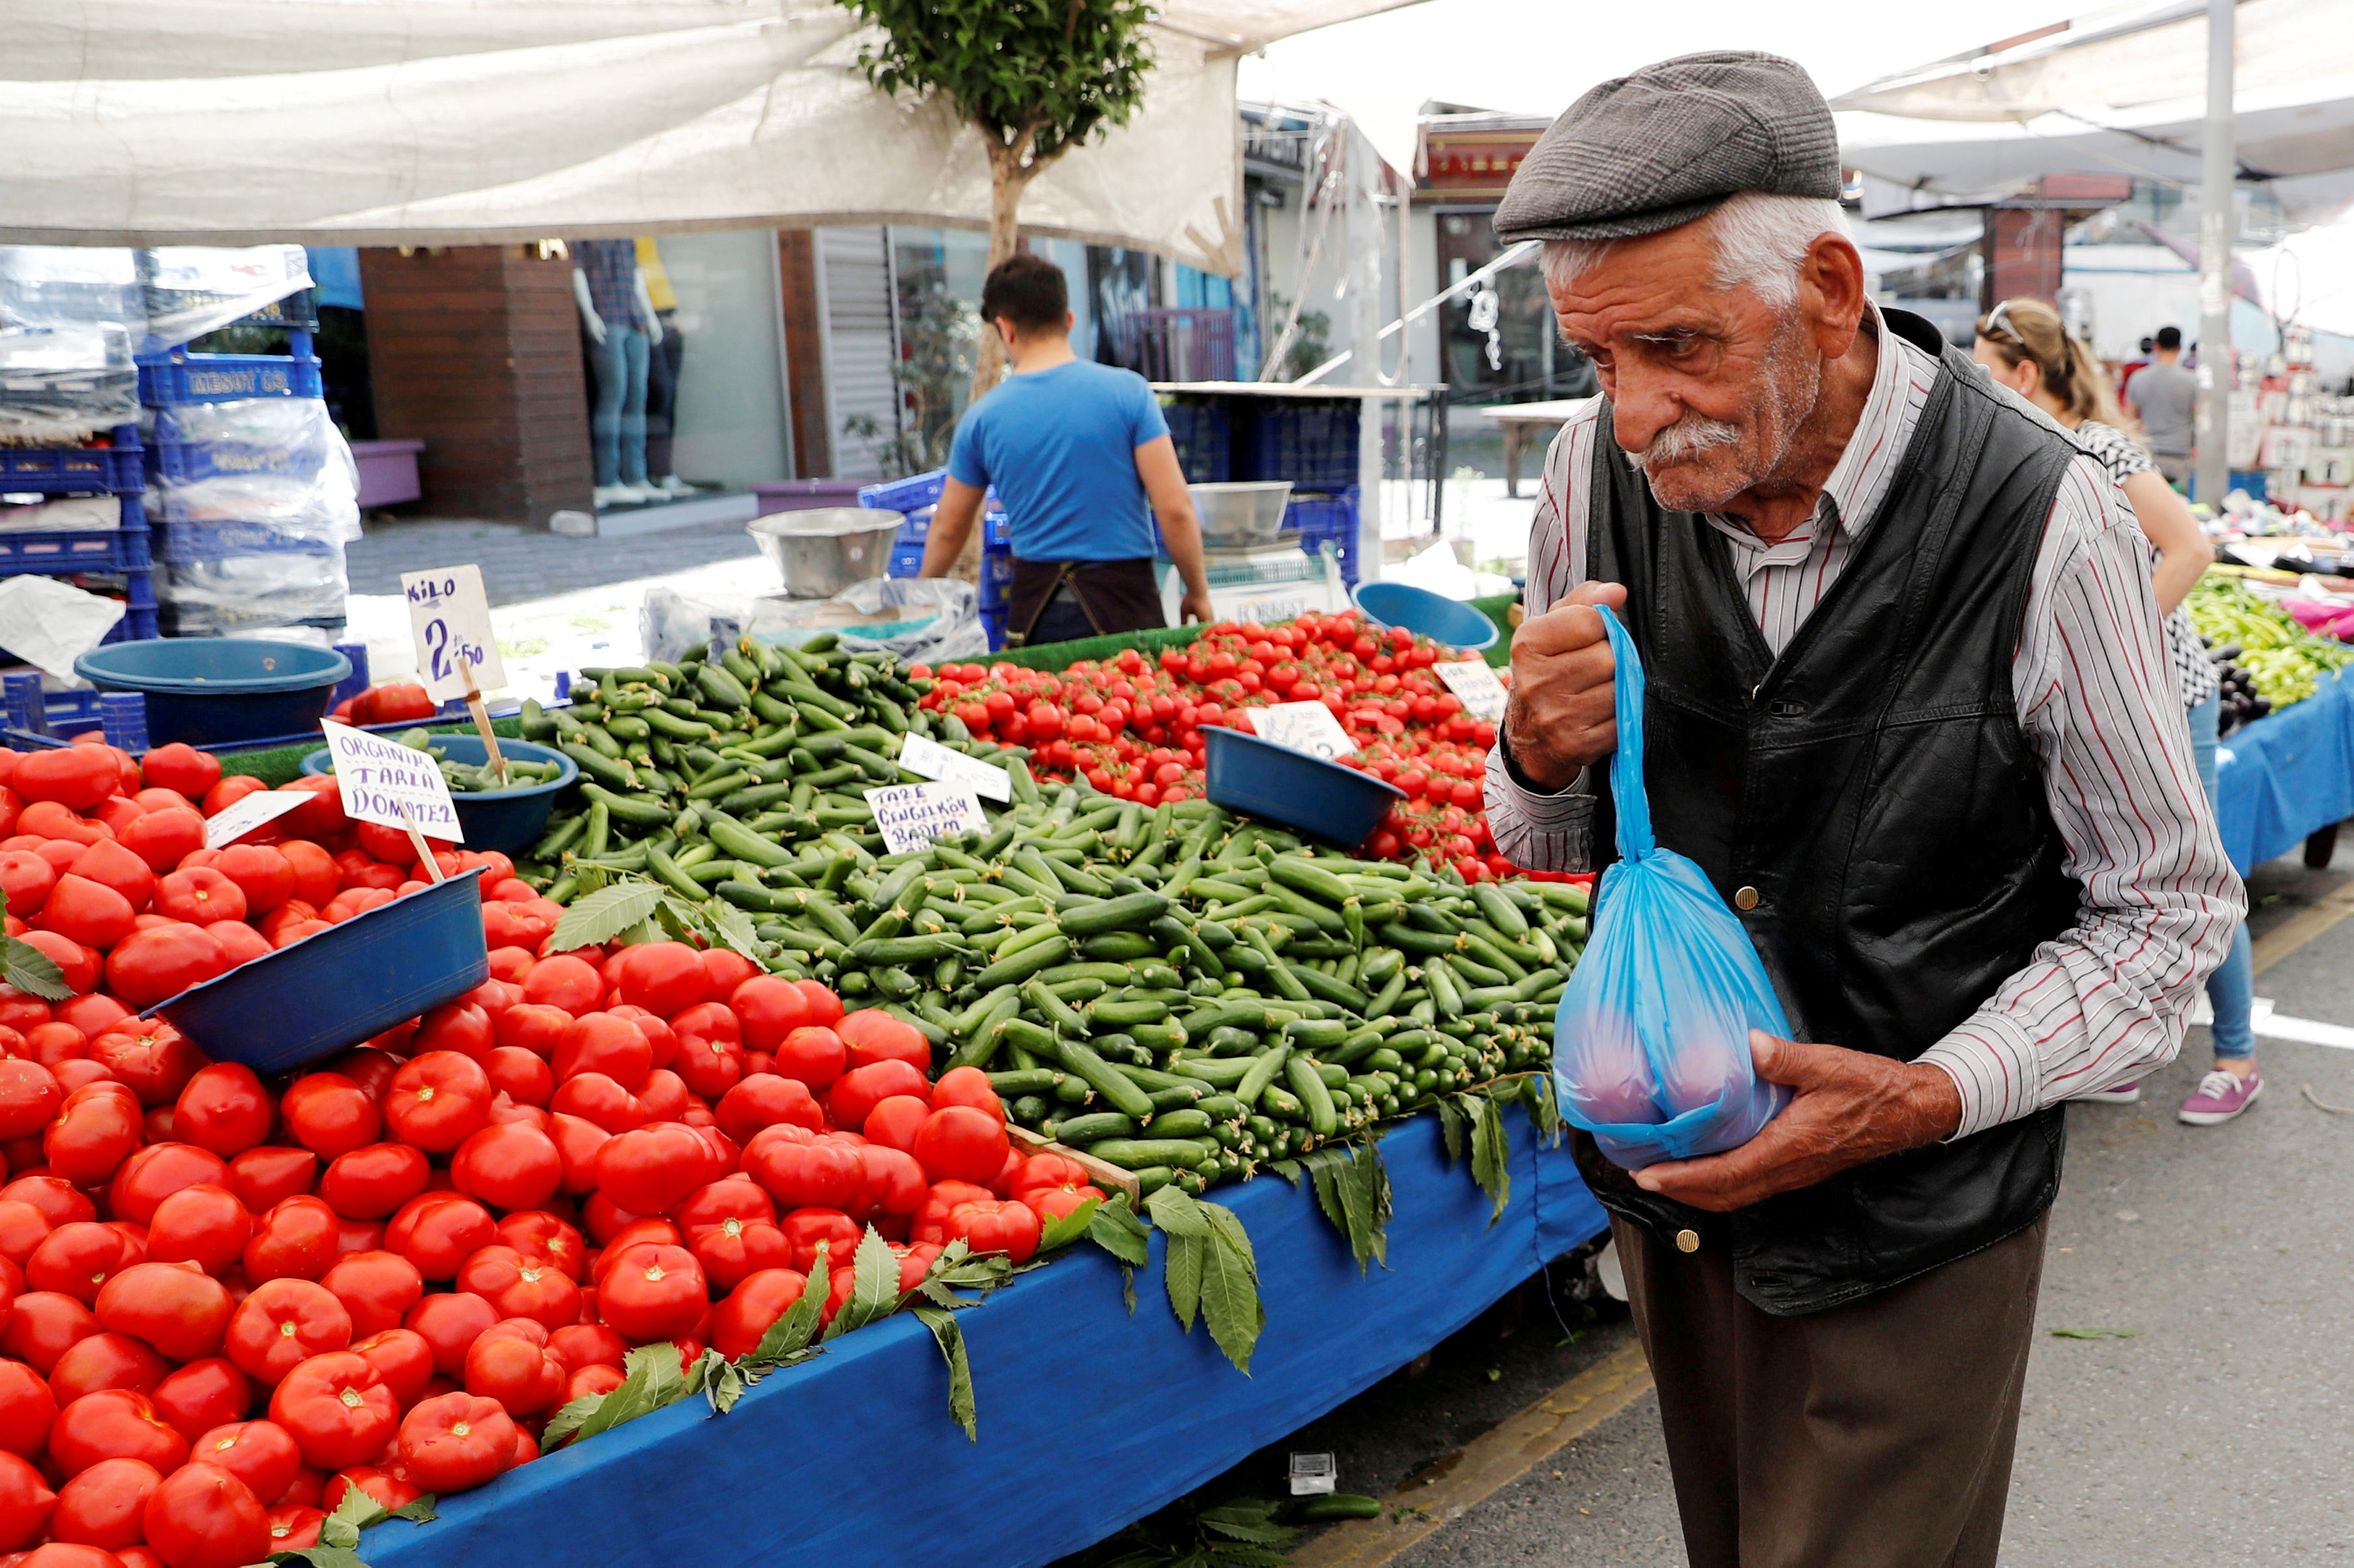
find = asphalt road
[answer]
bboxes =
[1116,842,2354,1568]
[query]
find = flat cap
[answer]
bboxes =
[1494,51,1840,243]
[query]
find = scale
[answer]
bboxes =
[1157,532,1350,627]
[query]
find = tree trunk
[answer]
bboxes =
[954,135,1037,582]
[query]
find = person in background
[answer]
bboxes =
[1975,299,2257,1125]
[2127,325,2197,486]
[925,255,1213,643]
[2119,334,2156,397]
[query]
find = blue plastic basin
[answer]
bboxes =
[1351,582,1501,653]
[302,735,578,857]
[148,869,488,1074]
[1203,726,1404,848]
[74,638,350,748]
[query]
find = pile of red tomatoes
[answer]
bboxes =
[911,611,1525,882]
[0,736,1096,1567]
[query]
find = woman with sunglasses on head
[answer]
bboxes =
[1975,297,2258,1126]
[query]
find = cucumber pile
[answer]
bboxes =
[511,635,1583,1198]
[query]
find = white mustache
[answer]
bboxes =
[1627,413,1741,467]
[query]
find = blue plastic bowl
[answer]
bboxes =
[1352,581,1501,653]
[149,869,489,1074]
[1203,726,1404,848]
[74,638,350,748]
[302,734,578,857]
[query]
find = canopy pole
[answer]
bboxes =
[2195,0,2235,508]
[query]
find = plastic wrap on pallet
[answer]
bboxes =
[144,396,336,485]
[145,403,359,545]
[135,247,313,354]
[0,248,141,440]
[642,577,985,668]
[158,546,348,635]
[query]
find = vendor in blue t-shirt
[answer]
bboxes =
[923,255,1213,645]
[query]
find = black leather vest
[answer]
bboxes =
[1572,309,2083,1315]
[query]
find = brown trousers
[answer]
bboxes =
[1616,1212,2047,1568]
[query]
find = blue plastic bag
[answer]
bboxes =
[1552,607,1791,1169]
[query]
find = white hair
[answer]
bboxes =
[1540,191,1851,310]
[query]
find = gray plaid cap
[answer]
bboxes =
[1494,51,1841,243]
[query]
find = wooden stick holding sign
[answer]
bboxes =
[396,801,445,884]
[456,651,508,787]
[321,721,465,877]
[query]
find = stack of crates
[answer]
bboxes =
[0,426,156,641]
[1166,394,1364,586]
[856,469,1014,649]
[139,301,352,639]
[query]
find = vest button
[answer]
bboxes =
[1675,1229,1700,1253]
[1734,886,1760,910]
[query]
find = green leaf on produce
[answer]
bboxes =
[0,937,69,1003]
[1518,1073,1564,1145]
[319,1489,387,1549]
[1266,1159,1303,1186]
[572,862,612,896]
[755,1250,830,1361]
[550,881,662,951]
[1036,1195,1102,1254]
[1468,1092,1511,1226]
[1436,1097,1466,1167]
[1305,1141,1391,1273]
[912,1304,979,1442]
[823,1225,903,1341]
[1088,1193,1151,1267]
[270,1549,370,1568]
[539,1390,602,1449]
[386,1497,439,1526]
[704,898,769,968]
[652,897,700,945]
[545,1340,688,1448]
[1146,1187,1263,1374]
[1199,1501,1301,1544]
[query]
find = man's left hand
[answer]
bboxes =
[1632,1031,1964,1212]
[1180,590,1215,624]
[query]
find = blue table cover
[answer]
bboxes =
[2214,668,2354,873]
[369,1105,1607,1568]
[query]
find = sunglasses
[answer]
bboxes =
[1981,299,2026,344]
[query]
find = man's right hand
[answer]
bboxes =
[1503,581,1628,791]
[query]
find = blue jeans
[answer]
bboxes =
[589,326,650,486]
[2188,693,2256,1058]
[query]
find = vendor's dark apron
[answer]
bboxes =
[1004,557,1167,645]
[1577,308,2085,1316]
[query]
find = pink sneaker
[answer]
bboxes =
[2178,1067,2263,1126]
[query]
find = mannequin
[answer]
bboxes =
[571,237,665,508]
[636,237,693,496]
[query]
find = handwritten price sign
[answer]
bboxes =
[864,783,987,855]
[402,565,504,703]
[322,721,465,843]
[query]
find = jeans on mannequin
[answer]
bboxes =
[591,326,650,487]
[2187,692,2257,1058]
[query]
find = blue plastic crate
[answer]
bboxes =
[1237,399,1359,492]
[139,351,324,406]
[980,608,1008,652]
[886,541,926,578]
[0,428,144,495]
[146,433,329,487]
[893,504,1010,548]
[0,502,151,577]
[153,520,340,565]
[858,469,948,513]
[1164,401,1233,483]
[1290,488,1361,586]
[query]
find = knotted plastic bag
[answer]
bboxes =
[1553,606,1790,1169]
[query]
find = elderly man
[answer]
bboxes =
[1486,52,2241,1567]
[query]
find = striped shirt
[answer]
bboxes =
[1487,310,2245,1139]
[2073,418,2218,711]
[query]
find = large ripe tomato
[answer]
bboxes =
[448,1122,562,1215]
[741,1126,858,1210]
[493,1212,584,1282]
[491,1003,570,1060]
[266,1353,397,1472]
[595,1243,706,1341]
[150,868,244,928]
[143,1458,270,1568]
[224,1280,351,1384]
[149,1359,250,1446]
[1,1291,99,1374]
[186,1421,299,1515]
[776,1210,862,1276]
[43,1085,143,1187]
[93,1262,233,1363]
[709,1268,808,1360]
[521,955,601,1015]
[37,876,136,952]
[383,1052,492,1154]
[315,1251,422,1341]
[669,1004,743,1099]
[714,1074,824,1145]
[698,947,758,1006]
[51,1454,157,1551]
[836,1010,929,1074]
[227,1148,316,1215]
[461,1330,564,1417]
[204,919,270,970]
[16,931,98,996]
[28,1220,144,1306]
[546,1071,645,1134]
[168,1066,271,1162]
[276,840,338,908]
[610,943,704,1019]
[65,841,152,915]
[545,1113,610,1196]
[860,1093,928,1153]
[108,1144,230,1226]
[48,1388,188,1476]
[241,1196,340,1284]
[350,1328,434,1411]
[139,745,220,803]
[593,1123,710,1217]
[266,1500,326,1551]
[278,1075,378,1161]
[825,1059,926,1132]
[452,1247,578,1331]
[0,1202,50,1269]
[0,1360,56,1457]
[211,846,292,918]
[929,1066,1005,1122]
[11,750,117,813]
[483,1047,554,1108]
[317,1144,429,1221]
[400,1292,497,1378]
[727,976,811,1052]
[552,1014,650,1088]
[545,1322,626,1376]
[944,1198,1042,1263]
[0,1448,56,1549]
[394,1392,514,1495]
[385,1195,494,1282]
[411,1001,492,1064]
[0,1060,62,1142]
[0,851,58,920]
[852,1144,926,1222]
[116,810,207,879]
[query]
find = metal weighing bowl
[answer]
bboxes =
[1188,481,1294,545]
[747,508,905,598]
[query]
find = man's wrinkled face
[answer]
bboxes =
[1549,223,1821,514]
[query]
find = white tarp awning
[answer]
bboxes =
[1833,0,2354,224]
[0,0,1419,274]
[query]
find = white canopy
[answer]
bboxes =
[1834,0,2354,224]
[0,0,1418,274]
